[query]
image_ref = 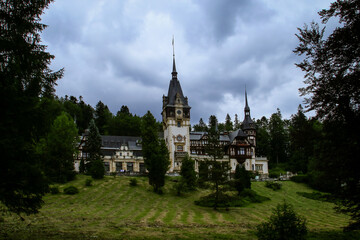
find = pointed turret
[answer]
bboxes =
[242,88,255,130]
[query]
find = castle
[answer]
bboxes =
[75,51,268,177]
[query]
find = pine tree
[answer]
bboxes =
[234,164,251,195]
[42,112,79,183]
[225,113,233,132]
[0,0,62,215]
[180,154,197,190]
[86,119,104,179]
[205,115,229,209]
[141,111,170,193]
[269,109,288,165]
[294,0,360,229]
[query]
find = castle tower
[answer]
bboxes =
[162,41,191,172]
[241,89,256,146]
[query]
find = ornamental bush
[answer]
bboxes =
[265,181,282,191]
[63,186,79,195]
[256,202,307,240]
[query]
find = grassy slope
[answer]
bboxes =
[1,175,359,240]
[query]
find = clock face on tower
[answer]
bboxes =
[177,135,182,141]
[177,110,182,115]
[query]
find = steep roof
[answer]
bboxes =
[228,129,248,143]
[164,55,189,107]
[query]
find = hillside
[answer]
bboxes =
[1,175,359,240]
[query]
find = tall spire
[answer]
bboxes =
[172,36,177,78]
[245,86,250,111]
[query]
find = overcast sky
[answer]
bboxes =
[41,0,337,124]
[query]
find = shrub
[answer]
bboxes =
[172,178,187,196]
[63,186,79,195]
[195,189,270,208]
[290,175,308,183]
[129,178,138,186]
[256,202,307,240]
[90,158,105,179]
[265,181,282,191]
[49,186,59,194]
[269,172,279,178]
[296,192,336,203]
[85,179,93,187]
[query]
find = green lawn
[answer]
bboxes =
[1,175,359,239]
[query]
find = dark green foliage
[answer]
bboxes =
[204,115,229,209]
[269,109,288,164]
[94,101,112,135]
[294,1,360,230]
[205,115,224,161]
[255,116,271,158]
[129,178,138,186]
[224,114,233,132]
[60,95,94,134]
[195,189,269,208]
[86,119,104,179]
[198,160,210,188]
[63,186,79,195]
[256,202,307,240]
[288,106,320,174]
[108,105,142,136]
[180,154,197,190]
[265,181,282,191]
[192,118,207,132]
[141,111,170,193]
[290,175,308,184]
[49,187,59,195]
[296,192,336,203]
[268,165,287,179]
[233,164,251,195]
[173,179,187,196]
[85,179,93,187]
[0,0,62,215]
[40,112,78,183]
[90,158,105,180]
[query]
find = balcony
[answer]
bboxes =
[174,151,188,159]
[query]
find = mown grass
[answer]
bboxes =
[1,175,359,239]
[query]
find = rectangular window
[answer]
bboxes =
[240,148,245,155]
[127,162,133,172]
[177,121,181,127]
[116,162,122,172]
[104,162,110,172]
[140,163,146,173]
[177,145,183,152]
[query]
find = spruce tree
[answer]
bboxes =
[294,0,360,229]
[180,154,197,190]
[42,112,79,183]
[86,119,104,179]
[205,115,229,209]
[141,111,170,193]
[0,0,62,215]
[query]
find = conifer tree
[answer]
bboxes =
[180,154,197,190]
[0,0,62,215]
[86,119,104,179]
[205,115,229,209]
[42,112,79,183]
[294,0,360,229]
[141,111,170,193]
